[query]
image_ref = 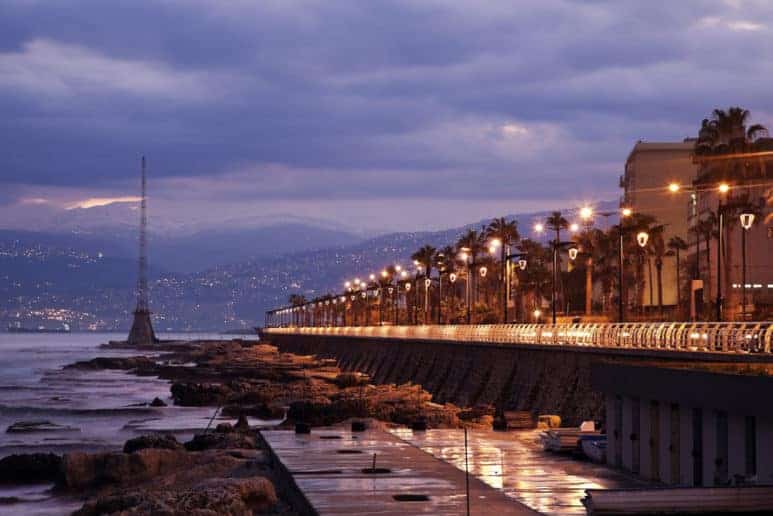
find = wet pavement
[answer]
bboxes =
[262,427,537,515]
[391,428,648,515]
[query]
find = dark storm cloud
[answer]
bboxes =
[1,0,773,207]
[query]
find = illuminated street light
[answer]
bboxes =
[490,238,502,248]
[637,231,649,248]
[400,270,408,278]
[479,266,487,278]
[569,223,580,233]
[568,247,578,260]
[621,207,633,217]
[424,278,431,288]
[449,273,457,283]
[344,281,351,289]
[579,206,593,220]
[718,182,730,194]
[518,259,527,270]
[668,182,680,193]
[533,309,542,320]
[369,273,376,281]
[740,212,756,320]
[534,222,544,233]
[381,270,388,278]
[395,264,402,272]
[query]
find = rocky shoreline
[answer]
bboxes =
[2,338,492,514]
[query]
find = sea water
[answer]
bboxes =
[0,332,264,514]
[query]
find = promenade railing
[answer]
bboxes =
[263,322,773,355]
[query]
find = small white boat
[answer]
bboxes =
[540,421,600,452]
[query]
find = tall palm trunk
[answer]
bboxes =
[647,257,654,310]
[655,258,664,317]
[585,257,593,315]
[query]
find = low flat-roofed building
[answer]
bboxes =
[593,361,773,486]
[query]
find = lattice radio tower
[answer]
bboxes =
[127,156,157,345]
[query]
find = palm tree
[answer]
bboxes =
[456,229,486,321]
[648,224,667,317]
[666,236,688,313]
[573,228,602,315]
[485,217,520,321]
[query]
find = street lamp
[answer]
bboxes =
[580,206,593,221]
[568,247,579,261]
[740,212,756,319]
[716,183,730,321]
[637,231,649,248]
[617,207,633,322]
[459,249,473,324]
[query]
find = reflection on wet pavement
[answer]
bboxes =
[391,428,648,515]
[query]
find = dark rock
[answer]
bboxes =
[221,403,285,420]
[65,356,156,372]
[123,434,182,454]
[170,382,231,406]
[215,423,233,433]
[149,397,167,407]
[0,453,62,484]
[234,414,249,432]
[184,432,255,451]
[6,420,79,433]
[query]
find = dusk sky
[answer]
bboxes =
[2,0,772,233]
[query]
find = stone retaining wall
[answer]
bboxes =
[265,334,614,425]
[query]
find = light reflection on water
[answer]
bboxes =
[392,428,646,515]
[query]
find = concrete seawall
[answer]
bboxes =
[265,333,615,425]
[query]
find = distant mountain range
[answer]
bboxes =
[0,200,618,331]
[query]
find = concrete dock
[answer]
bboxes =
[392,428,646,515]
[261,426,538,515]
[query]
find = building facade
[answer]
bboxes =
[594,362,773,486]
[622,141,699,312]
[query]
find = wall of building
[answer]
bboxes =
[623,141,698,309]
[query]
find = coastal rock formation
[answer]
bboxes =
[184,431,256,451]
[74,477,277,516]
[6,420,80,433]
[65,356,157,372]
[0,453,62,484]
[62,449,196,489]
[123,434,183,454]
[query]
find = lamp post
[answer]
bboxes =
[740,212,755,320]
[618,207,633,322]
[716,182,729,321]
[534,221,575,324]
[502,251,527,322]
[636,231,649,315]
[448,272,458,323]
[459,249,472,324]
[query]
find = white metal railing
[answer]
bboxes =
[263,322,773,355]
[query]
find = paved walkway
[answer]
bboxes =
[391,428,647,515]
[262,427,538,515]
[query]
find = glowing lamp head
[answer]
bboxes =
[405,282,411,292]
[668,182,680,193]
[488,246,497,254]
[459,251,468,261]
[534,222,544,233]
[413,259,420,266]
[533,309,542,319]
[388,287,394,295]
[718,183,730,194]
[579,206,593,220]
[361,291,366,298]
[479,266,488,278]
[490,238,502,248]
[621,207,633,217]
[518,259,527,270]
[424,278,431,287]
[369,273,375,281]
[569,223,579,233]
[740,213,756,230]
[344,281,351,288]
[381,270,388,278]
[637,231,649,248]
[568,247,578,260]
[400,270,408,278]
[394,264,402,272]
[449,273,457,283]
